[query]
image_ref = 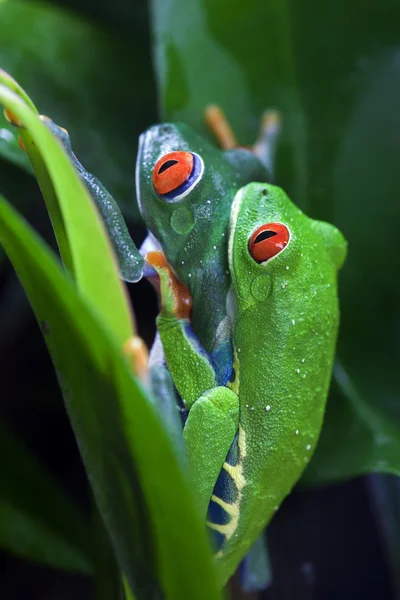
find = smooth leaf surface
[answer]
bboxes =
[303,364,400,484]
[0,1,156,217]
[151,0,306,202]
[151,0,400,483]
[0,196,220,599]
[0,84,134,347]
[0,422,91,573]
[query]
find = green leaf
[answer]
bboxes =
[0,421,92,573]
[0,1,156,217]
[0,84,134,348]
[0,109,31,172]
[151,0,307,202]
[0,196,220,599]
[303,363,400,484]
[151,0,400,482]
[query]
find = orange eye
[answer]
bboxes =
[152,151,204,201]
[249,223,290,264]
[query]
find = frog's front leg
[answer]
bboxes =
[40,116,144,283]
[147,250,217,406]
[148,252,239,519]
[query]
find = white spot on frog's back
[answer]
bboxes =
[265,405,271,412]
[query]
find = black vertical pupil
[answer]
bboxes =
[158,159,179,174]
[254,230,277,244]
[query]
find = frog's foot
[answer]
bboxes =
[205,105,238,150]
[205,104,281,176]
[146,250,192,320]
[252,109,281,176]
[123,335,149,385]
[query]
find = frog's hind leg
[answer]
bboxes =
[205,105,239,150]
[205,104,281,178]
[253,109,281,179]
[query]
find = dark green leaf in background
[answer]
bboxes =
[151,0,307,202]
[0,1,156,218]
[151,0,400,484]
[0,422,92,574]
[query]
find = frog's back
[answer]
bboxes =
[211,182,347,583]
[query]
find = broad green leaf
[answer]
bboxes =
[0,84,134,348]
[151,0,400,482]
[293,2,400,483]
[0,421,91,573]
[0,196,220,599]
[151,0,307,202]
[50,0,148,33]
[303,364,400,484]
[0,1,156,217]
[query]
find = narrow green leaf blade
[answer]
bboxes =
[0,85,134,348]
[0,196,220,599]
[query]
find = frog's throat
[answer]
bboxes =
[228,187,245,283]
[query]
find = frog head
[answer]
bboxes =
[229,182,347,317]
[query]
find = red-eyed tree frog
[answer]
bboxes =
[148,182,347,585]
[136,108,279,385]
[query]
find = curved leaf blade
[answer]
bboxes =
[0,196,220,599]
[0,84,134,348]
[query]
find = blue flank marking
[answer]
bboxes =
[208,529,226,551]
[225,432,239,466]
[211,338,234,386]
[162,153,202,200]
[208,498,231,526]
[206,434,240,552]
[213,464,238,504]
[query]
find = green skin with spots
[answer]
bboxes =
[155,182,347,585]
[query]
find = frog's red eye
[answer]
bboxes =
[152,151,204,201]
[249,223,290,264]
